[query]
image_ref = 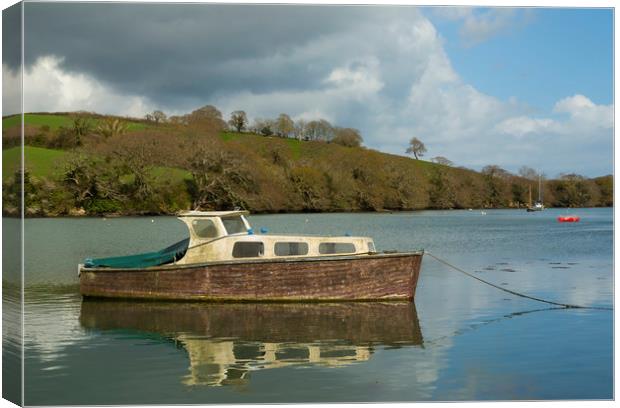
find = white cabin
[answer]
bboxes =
[176,210,376,264]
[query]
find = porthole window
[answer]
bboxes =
[318,242,356,255]
[232,242,264,258]
[274,242,309,256]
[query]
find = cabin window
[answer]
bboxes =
[274,242,309,256]
[318,242,356,255]
[368,242,376,253]
[222,216,247,235]
[192,219,219,238]
[232,242,264,258]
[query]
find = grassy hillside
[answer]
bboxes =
[3,146,68,180]
[2,112,613,216]
[3,146,191,181]
[2,113,150,151]
[3,114,74,130]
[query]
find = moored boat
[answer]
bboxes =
[526,174,545,212]
[557,215,580,223]
[79,211,423,301]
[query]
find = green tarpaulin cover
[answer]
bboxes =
[84,238,190,269]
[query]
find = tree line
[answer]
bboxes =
[2,105,613,217]
[145,105,364,147]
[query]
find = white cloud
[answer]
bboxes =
[214,57,385,125]
[206,12,612,176]
[494,116,559,138]
[554,94,596,112]
[553,94,613,128]
[3,11,612,177]
[3,56,157,117]
[324,58,384,96]
[2,64,22,116]
[433,7,532,47]
[496,95,613,138]
[460,8,518,47]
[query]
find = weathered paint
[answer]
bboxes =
[79,252,423,301]
[176,211,375,264]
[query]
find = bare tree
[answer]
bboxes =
[188,149,256,210]
[70,117,93,146]
[332,127,363,147]
[228,110,248,132]
[112,141,156,202]
[168,115,188,126]
[275,113,295,138]
[518,166,538,180]
[305,120,320,141]
[305,119,334,141]
[482,165,511,179]
[62,154,123,206]
[406,137,426,160]
[294,119,307,140]
[431,156,453,166]
[151,110,167,125]
[186,105,226,130]
[252,118,275,136]
[317,119,335,141]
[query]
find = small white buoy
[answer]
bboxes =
[151,219,155,223]
[481,211,487,215]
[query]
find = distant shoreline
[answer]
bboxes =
[3,113,613,217]
[4,206,612,220]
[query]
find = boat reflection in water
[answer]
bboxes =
[79,301,423,387]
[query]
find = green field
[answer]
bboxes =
[3,114,74,130]
[2,113,148,132]
[125,122,148,131]
[219,131,242,142]
[286,138,302,159]
[3,146,69,180]
[220,131,304,160]
[3,146,191,184]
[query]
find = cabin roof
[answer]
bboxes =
[178,210,250,218]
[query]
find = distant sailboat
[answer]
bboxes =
[527,174,544,212]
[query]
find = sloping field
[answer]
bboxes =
[3,113,148,132]
[3,114,74,130]
[3,146,192,184]
[3,146,68,180]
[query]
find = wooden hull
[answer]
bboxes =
[79,252,423,301]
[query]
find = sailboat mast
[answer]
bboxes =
[538,175,542,202]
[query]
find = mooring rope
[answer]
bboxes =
[425,251,613,311]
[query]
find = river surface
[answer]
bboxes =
[2,208,614,404]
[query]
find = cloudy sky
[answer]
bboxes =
[2,3,614,177]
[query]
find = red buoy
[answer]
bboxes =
[557,216,580,223]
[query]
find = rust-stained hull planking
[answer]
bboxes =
[79,252,423,301]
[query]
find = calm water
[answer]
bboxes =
[4,208,614,403]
